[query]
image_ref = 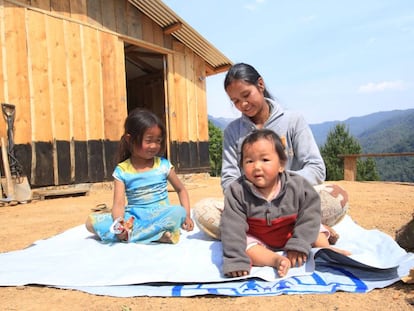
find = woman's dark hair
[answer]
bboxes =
[117,108,166,163]
[224,63,273,99]
[240,129,287,167]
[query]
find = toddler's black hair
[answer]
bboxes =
[239,129,287,167]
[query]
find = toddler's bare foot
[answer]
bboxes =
[325,225,340,244]
[158,231,180,244]
[328,246,352,256]
[275,255,291,277]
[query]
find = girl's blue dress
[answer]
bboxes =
[88,157,186,243]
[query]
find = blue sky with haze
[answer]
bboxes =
[163,0,414,124]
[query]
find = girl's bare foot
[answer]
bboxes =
[158,231,180,244]
[274,255,291,277]
[158,231,172,243]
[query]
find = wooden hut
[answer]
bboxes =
[0,0,232,188]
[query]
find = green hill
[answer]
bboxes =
[357,111,414,182]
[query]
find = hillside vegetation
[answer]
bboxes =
[357,111,414,182]
[209,109,414,182]
[317,110,414,182]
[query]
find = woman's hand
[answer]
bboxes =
[182,217,194,231]
[286,250,307,267]
[225,270,249,278]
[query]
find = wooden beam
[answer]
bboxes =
[339,152,414,158]
[343,156,357,181]
[163,22,182,35]
[125,55,158,74]
[205,63,232,76]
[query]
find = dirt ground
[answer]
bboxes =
[0,176,413,311]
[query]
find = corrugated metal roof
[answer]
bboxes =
[129,0,233,75]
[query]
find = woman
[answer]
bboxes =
[221,62,325,189]
[194,63,347,240]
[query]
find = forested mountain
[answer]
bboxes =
[309,109,414,182]
[357,111,414,153]
[356,111,414,182]
[209,109,414,182]
[310,109,414,146]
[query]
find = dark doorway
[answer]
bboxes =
[124,43,166,121]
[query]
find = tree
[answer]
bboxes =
[357,157,380,181]
[208,121,223,176]
[320,123,379,181]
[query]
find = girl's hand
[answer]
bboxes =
[116,230,128,242]
[225,270,249,278]
[110,217,133,242]
[287,250,307,267]
[182,217,194,231]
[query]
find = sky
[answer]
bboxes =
[163,0,414,124]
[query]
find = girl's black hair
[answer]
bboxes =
[117,108,166,163]
[224,63,273,99]
[239,129,287,167]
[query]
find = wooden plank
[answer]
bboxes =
[113,37,127,130]
[65,21,86,182]
[46,17,70,141]
[62,20,74,182]
[0,1,7,138]
[82,26,103,140]
[101,0,116,31]
[69,0,87,22]
[26,10,52,184]
[51,0,70,17]
[45,16,70,185]
[86,0,102,27]
[26,11,52,143]
[339,152,414,181]
[195,55,208,141]
[152,22,164,47]
[339,152,414,158]
[32,184,90,200]
[343,157,357,181]
[172,41,188,142]
[66,22,86,140]
[4,2,31,144]
[127,1,142,39]
[164,53,174,157]
[140,12,154,42]
[184,47,196,142]
[100,32,126,141]
[114,0,128,35]
[31,0,51,11]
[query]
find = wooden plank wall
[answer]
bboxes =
[0,0,128,186]
[0,0,211,184]
[170,41,208,143]
[169,41,209,171]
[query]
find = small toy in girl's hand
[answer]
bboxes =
[123,216,135,231]
[110,216,135,240]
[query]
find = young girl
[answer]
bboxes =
[86,108,194,244]
[220,129,349,278]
